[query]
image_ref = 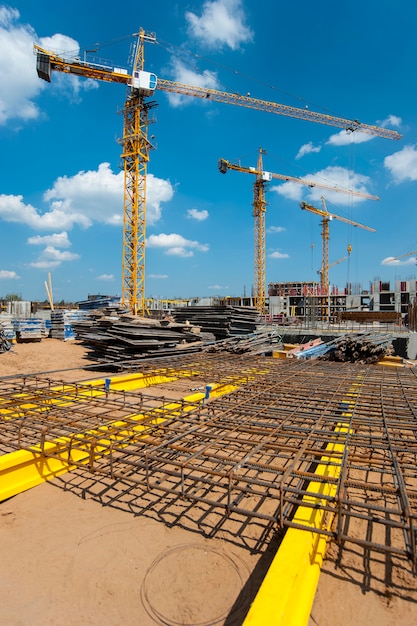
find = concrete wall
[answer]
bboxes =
[407,332,417,360]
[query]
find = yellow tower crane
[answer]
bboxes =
[219,148,379,314]
[300,196,376,318]
[34,30,400,316]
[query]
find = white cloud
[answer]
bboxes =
[267,226,285,233]
[0,269,20,280]
[148,274,168,279]
[272,181,304,201]
[38,33,98,102]
[38,33,80,58]
[38,33,98,104]
[269,251,289,259]
[0,194,90,230]
[44,163,123,225]
[165,58,219,107]
[296,142,321,159]
[379,114,402,128]
[97,274,114,281]
[147,174,175,224]
[27,231,71,248]
[147,233,209,257]
[44,163,173,226]
[384,145,417,183]
[0,7,41,124]
[382,255,417,266]
[327,130,373,146]
[272,166,373,206]
[51,73,98,104]
[0,164,174,233]
[29,245,80,269]
[0,8,95,124]
[208,284,228,290]
[29,260,60,270]
[187,208,209,221]
[186,0,253,50]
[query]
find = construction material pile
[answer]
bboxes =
[50,310,90,340]
[320,332,394,364]
[71,308,213,365]
[70,306,277,367]
[12,318,44,342]
[204,328,282,355]
[172,305,260,339]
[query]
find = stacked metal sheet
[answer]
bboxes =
[71,309,212,364]
[50,309,90,340]
[13,318,44,342]
[172,305,260,339]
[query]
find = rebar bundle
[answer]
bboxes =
[321,332,394,363]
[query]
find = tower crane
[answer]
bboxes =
[300,196,376,318]
[34,30,400,316]
[219,148,379,314]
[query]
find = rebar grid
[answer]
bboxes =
[1,358,417,569]
[127,351,275,386]
[0,374,203,453]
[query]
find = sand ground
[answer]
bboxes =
[0,339,416,625]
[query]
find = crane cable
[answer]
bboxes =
[155,38,343,117]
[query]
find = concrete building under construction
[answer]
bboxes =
[267,278,417,323]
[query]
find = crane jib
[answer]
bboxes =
[156,80,402,140]
[35,46,401,142]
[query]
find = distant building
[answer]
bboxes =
[267,279,417,322]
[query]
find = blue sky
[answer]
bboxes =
[1,0,417,303]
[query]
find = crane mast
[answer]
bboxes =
[34,30,401,316]
[300,197,375,319]
[252,149,268,313]
[120,29,156,315]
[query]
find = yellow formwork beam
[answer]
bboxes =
[0,367,269,420]
[0,443,85,500]
[243,422,350,626]
[0,381,239,502]
[243,381,361,626]
[0,370,196,419]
